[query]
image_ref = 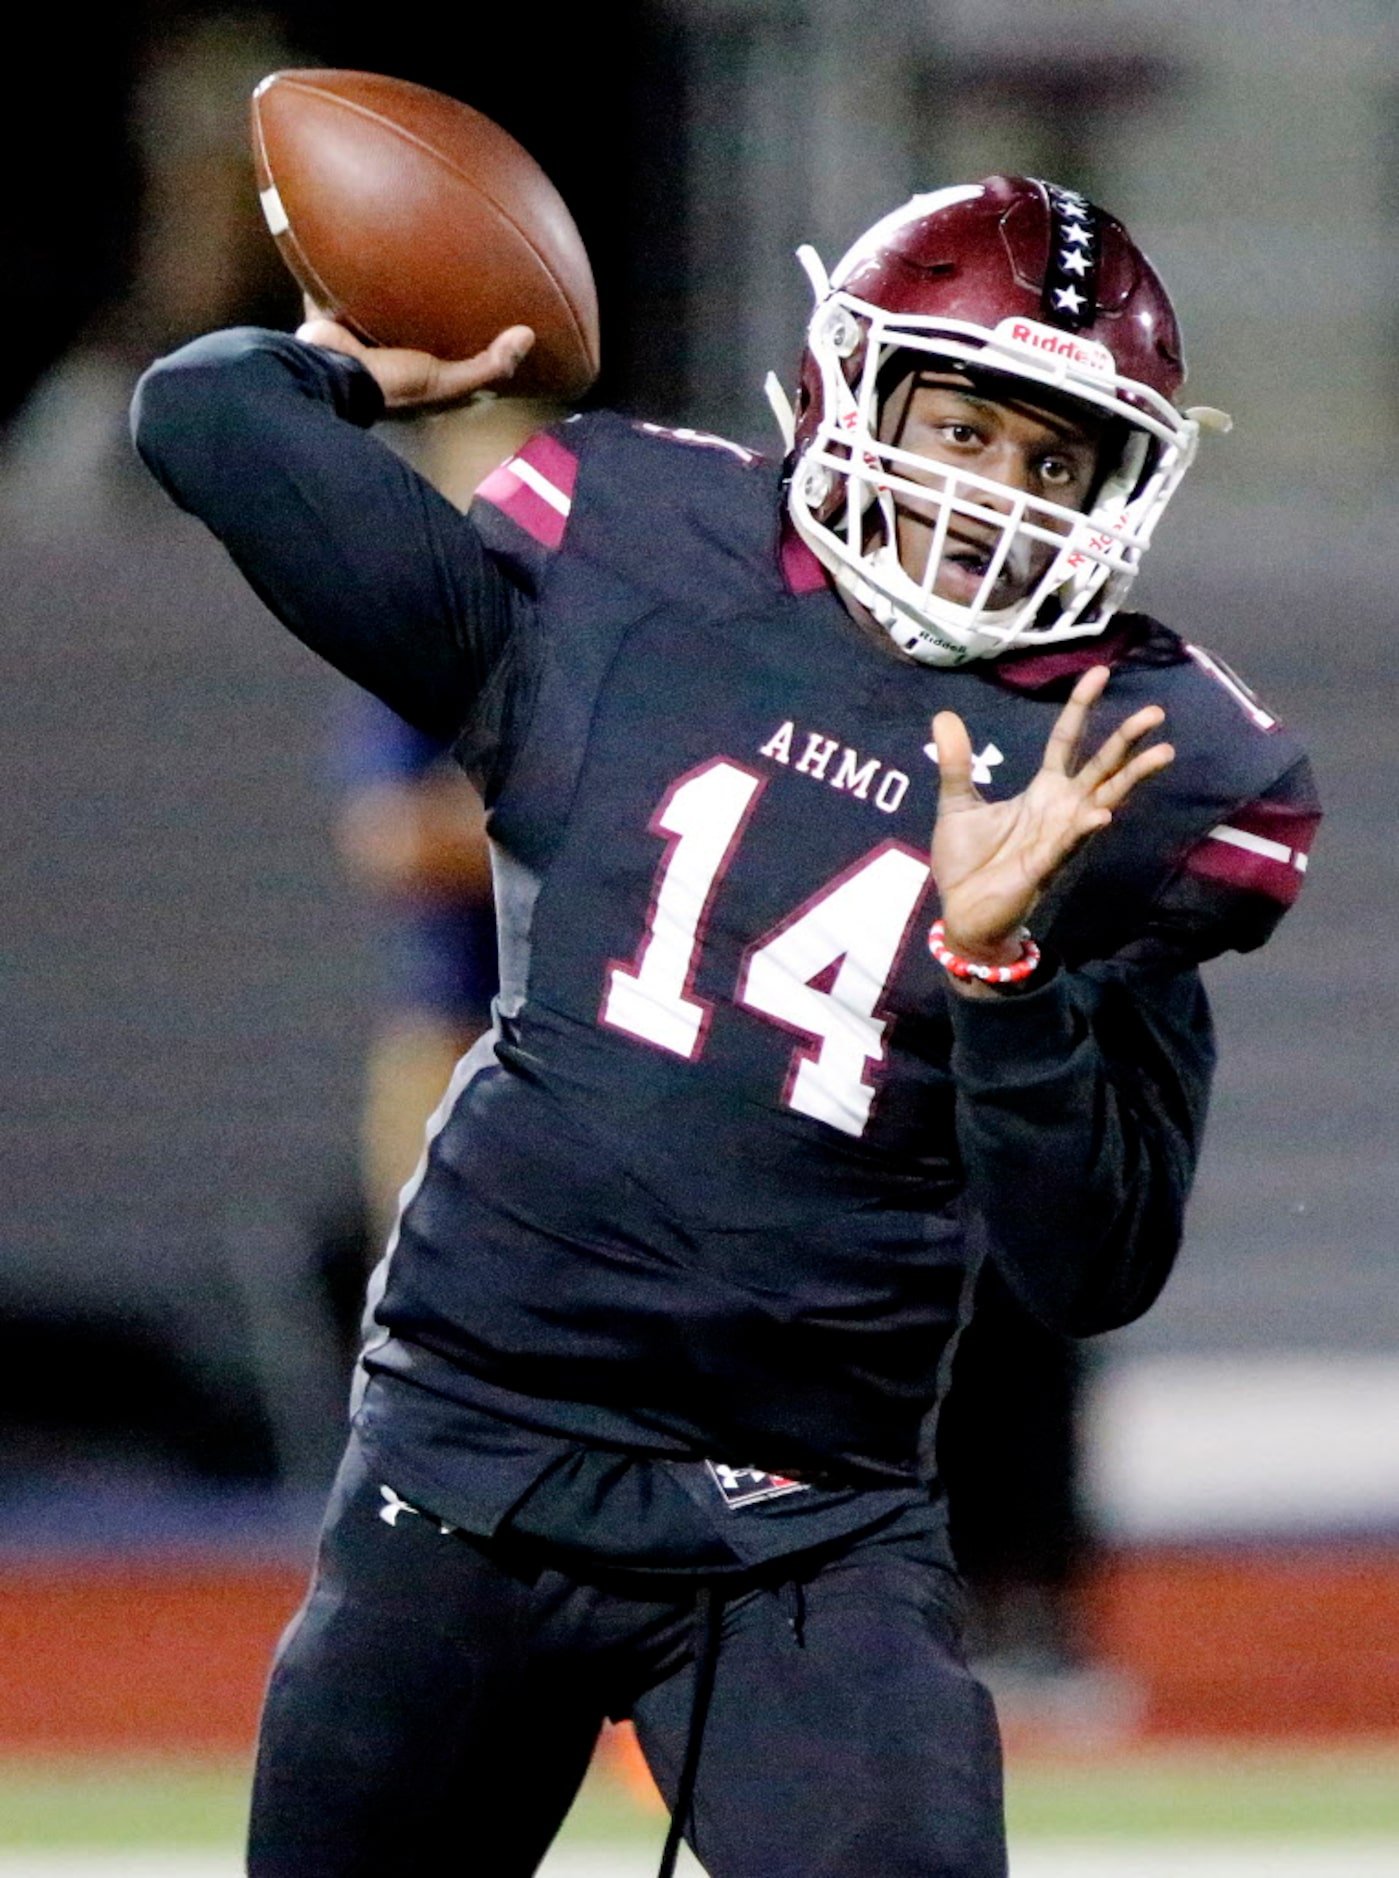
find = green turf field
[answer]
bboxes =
[1,1745,1397,1851]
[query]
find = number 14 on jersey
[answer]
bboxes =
[601,758,931,1137]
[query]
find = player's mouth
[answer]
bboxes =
[934,532,1036,608]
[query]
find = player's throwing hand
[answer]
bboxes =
[930,664,1174,971]
[295,309,536,412]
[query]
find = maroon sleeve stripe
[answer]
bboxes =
[1182,806,1319,906]
[517,430,579,496]
[1222,796,1319,855]
[474,432,579,552]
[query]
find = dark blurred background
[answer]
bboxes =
[0,0,1394,1739]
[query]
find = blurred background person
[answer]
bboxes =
[1,13,297,520]
[332,696,496,1249]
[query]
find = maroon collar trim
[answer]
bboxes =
[773,516,1183,693]
[778,517,834,595]
[988,615,1186,694]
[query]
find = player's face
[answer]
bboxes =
[878,371,1106,609]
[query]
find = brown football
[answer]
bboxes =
[251,69,600,399]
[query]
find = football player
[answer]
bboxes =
[133,176,1317,1878]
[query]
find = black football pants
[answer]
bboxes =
[248,1438,1007,1877]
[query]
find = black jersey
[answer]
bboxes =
[132,331,1319,1522]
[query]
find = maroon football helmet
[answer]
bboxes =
[784,176,1205,664]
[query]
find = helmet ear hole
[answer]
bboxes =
[821,306,861,357]
[799,461,834,508]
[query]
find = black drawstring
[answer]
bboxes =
[781,1578,806,1647]
[657,1585,724,1878]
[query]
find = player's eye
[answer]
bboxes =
[1038,455,1080,489]
[940,422,981,447]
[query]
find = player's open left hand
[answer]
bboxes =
[295,305,536,413]
[930,664,1173,971]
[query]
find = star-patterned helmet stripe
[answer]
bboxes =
[1035,180,1101,334]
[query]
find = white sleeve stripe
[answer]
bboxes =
[1207,824,1307,871]
[509,457,573,516]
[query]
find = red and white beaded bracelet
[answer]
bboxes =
[927,918,1041,985]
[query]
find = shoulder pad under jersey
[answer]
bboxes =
[472,410,799,614]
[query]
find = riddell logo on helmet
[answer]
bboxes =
[994,318,1115,377]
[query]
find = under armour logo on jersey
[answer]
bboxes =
[377,1484,456,1536]
[706,1461,809,1509]
[924,739,1005,787]
[379,1485,420,1527]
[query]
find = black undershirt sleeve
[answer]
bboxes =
[130,327,524,742]
[946,757,1318,1338]
[947,951,1212,1337]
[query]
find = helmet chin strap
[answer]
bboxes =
[763,372,796,452]
[857,542,1019,666]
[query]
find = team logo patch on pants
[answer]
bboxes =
[706,1461,809,1509]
